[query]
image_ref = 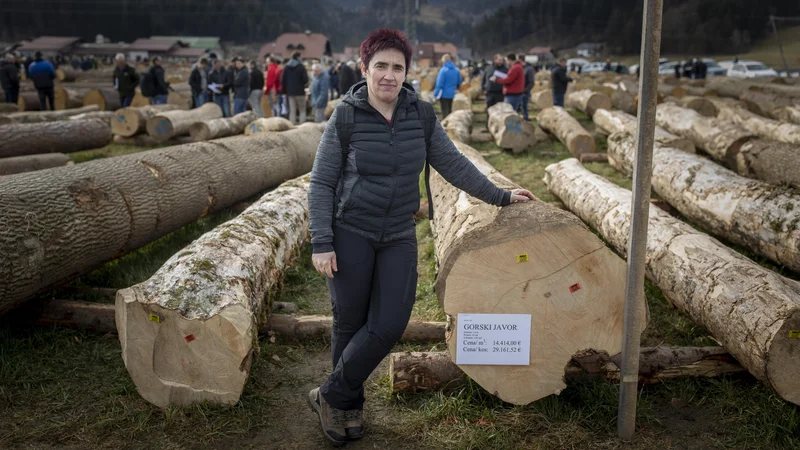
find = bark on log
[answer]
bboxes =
[740,90,796,118]
[607,132,800,272]
[17,92,42,111]
[111,105,182,137]
[324,99,341,119]
[0,153,72,175]
[0,105,101,125]
[116,175,311,408]
[611,89,637,115]
[0,104,18,113]
[243,117,294,135]
[592,109,695,153]
[705,77,750,99]
[487,102,540,153]
[113,134,194,147]
[684,86,717,97]
[0,124,324,317]
[429,141,640,405]
[544,158,800,405]
[655,103,755,166]
[145,103,223,142]
[83,88,121,111]
[717,106,800,145]
[733,140,800,189]
[467,86,481,102]
[657,84,686,98]
[189,111,257,142]
[56,68,78,82]
[452,92,471,112]
[389,347,745,394]
[537,106,595,157]
[772,105,800,125]
[565,89,612,117]
[54,86,90,110]
[0,119,112,158]
[664,95,717,117]
[68,111,115,124]
[265,314,445,343]
[440,110,472,144]
[530,90,553,110]
[579,153,608,163]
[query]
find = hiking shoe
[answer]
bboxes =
[344,409,364,440]
[307,387,347,447]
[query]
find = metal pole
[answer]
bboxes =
[770,16,790,73]
[617,0,663,440]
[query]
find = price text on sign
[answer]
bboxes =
[456,313,532,365]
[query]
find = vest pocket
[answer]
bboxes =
[340,177,363,221]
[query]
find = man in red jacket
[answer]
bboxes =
[264,56,283,117]
[491,53,525,115]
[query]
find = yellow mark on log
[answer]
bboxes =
[149,314,161,323]
[516,254,529,263]
[788,330,800,339]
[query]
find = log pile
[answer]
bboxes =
[544,158,800,406]
[145,103,223,142]
[0,153,72,175]
[717,106,800,145]
[0,105,101,125]
[189,111,257,142]
[244,117,294,135]
[0,119,112,158]
[111,105,181,137]
[440,110,472,144]
[664,95,717,117]
[487,102,541,153]
[83,88,121,111]
[592,109,695,153]
[773,105,800,125]
[565,89,611,116]
[530,90,553,110]
[451,92,471,112]
[537,106,595,157]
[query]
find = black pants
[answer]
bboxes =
[321,226,418,410]
[4,85,19,104]
[440,98,453,118]
[485,91,504,110]
[37,87,55,111]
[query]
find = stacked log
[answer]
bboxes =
[530,90,553,110]
[17,92,42,111]
[111,104,181,137]
[0,153,72,175]
[451,92,471,112]
[0,105,101,125]
[429,141,640,405]
[440,110,472,144]
[611,89,637,115]
[83,88,121,111]
[544,158,800,406]
[0,124,324,317]
[684,86,717,97]
[145,103,223,142]
[54,86,91,110]
[68,111,115,123]
[664,95,717,117]
[537,106,595,157]
[113,135,194,147]
[591,109,694,153]
[55,68,78,82]
[189,111,257,142]
[565,89,612,117]
[705,77,750,99]
[772,105,800,125]
[487,102,540,153]
[0,119,112,158]
[657,84,686,98]
[717,106,800,145]
[607,132,800,272]
[243,117,294,135]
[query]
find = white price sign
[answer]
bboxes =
[455,313,531,365]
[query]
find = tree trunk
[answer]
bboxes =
[740,90,796,118]
[705,77,751,99]
[83,88,121,111]
[440,110,472,144]
[579,153,608,163]
[487,102,540,153]
[265,314,445,342]
[655,103,755,166]
[664,95,717,117]
[56,68,78,82]
[0,105,101,125]
[0,124,324,317]
[243,117,294,135]
[68,111,115,124]
[145,103,223,142]
[537,106,595,157]
[592,109,695,153]
[189,111,257,142]
[452,92,471,112]
[569,82,615,99]
[772,105,800,125]
[607,132,800,273]
[717,106,800,145]
[389,347,745,394]
[530,90,553,110]
[733,140,800,189]
[116,175,311,408]
[565,89,611,117]
[0,119,112,158]
[17,92,41,111]
[612,89,637,115]
[544,158,800,406]
[113,134,193,147]
[111,104,181,137]
[0,153,72,175]
[54,86,90,110]
[429,141,640,405]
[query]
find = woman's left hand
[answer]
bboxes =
[509,189,537,204]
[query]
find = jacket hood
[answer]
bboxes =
[444,61,458,71]
[341,80,420,111]
[286,59,302,68]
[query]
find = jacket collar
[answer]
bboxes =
[342,80,419,112]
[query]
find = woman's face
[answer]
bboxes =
[362,49,406,105]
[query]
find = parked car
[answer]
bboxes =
[658,61,683,75]
[701,58,727,77]
[628,64,639,74]
[581,62,606,73]
[728,61,779,78]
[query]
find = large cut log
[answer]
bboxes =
[467,85,481,102]
[0,103,18,113]
[656,103,755,166]
[111,104,181,137]
[145,103,222,142]
[717,106,800,145]
[0,119,112,158]
[740,90,796,119]
[592,109,695,153]
[706,77,750,99]
[324,99,341,120]
[440,110,472,144]
[684,86,717,97]
[243,117,294,135]
[569,82,615,99]
[773,105,800,125]
[116,175,311,408]
[389,347,745,394]
[429,141,641,405]
[611,89,637,115]
[565,89,611,117]
[530,90,553,110]
[54,86,91,110]
[189,111,257,142]
[544,158,800,405]
[0,105,101,125]
[537,106,595,157]
[266,314,445,343]
[55,68,78,82]
[452,92,471,112]
[17,92,42,111]
[487,102,540,153]
[657,84,686,98]
[68,111,115,124]
[0,153,72,175]
[664,95,717,117]
[607,132,800,272]
[113,134,193,147]
[0,124,324,317]
[733,140,800,189]
[83,88,121,111]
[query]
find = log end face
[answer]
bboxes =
[767,312,800,405]
[146,117,175,142]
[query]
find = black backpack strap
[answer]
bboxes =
[333,102,355,218]
[415,100,437,221]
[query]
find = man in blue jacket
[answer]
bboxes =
[310,63,329,123]
[28,51,56,111]
[433,54,462,118]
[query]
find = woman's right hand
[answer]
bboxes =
[312,251,338,278]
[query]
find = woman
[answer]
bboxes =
[307,29,534,446]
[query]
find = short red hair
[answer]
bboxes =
[359,29,413,74]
